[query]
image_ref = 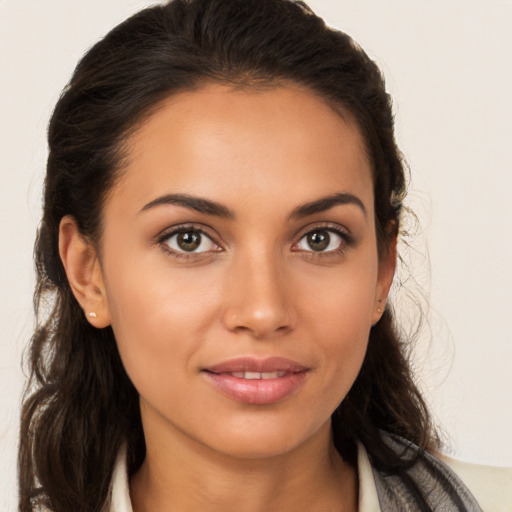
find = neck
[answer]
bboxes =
[130,414,357,512]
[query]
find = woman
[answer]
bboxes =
[18,0,511,510]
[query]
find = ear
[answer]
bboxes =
[58,215,111,328]
[371,220,398,325]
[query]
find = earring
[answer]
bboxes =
[88,312,98,318]
[377,308,382,314]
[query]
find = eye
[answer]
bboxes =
[295,229,345,252]
[163,228,219,253]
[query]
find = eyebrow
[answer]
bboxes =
[139,191,366,220]
[289,192,367,219]
[139,193,235,218]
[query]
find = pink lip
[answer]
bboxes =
[205,356,307,374]
[202,357,309,405]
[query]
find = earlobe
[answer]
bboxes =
[58,215,111,328]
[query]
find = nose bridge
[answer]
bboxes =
[222,244,293,337]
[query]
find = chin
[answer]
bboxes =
[197,414,332,461]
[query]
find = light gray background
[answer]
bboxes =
[1,1,511,510]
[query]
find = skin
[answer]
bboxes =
[59,83,396,511]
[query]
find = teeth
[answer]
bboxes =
[229,371,286,379]
[262,371,285,379]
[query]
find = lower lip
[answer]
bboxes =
[203,371,308,405]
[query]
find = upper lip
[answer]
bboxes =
[204,357,308,374]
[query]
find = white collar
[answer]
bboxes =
[108,441,381,511]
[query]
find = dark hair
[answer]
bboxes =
[19,0,436,510]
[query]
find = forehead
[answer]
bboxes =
[109,83,374,217]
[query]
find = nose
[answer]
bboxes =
[221,250,295,339]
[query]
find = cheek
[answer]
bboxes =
[298,254,378,339]
[297,256,378,394]
[102,252,222,390]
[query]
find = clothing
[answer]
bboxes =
[361,433,512,511]
[106,435,512,511]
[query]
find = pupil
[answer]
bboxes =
[177,231,201,251]
[307,231,330,251]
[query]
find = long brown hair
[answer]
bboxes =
[19,0,436,510]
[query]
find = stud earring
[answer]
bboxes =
[377,308,382,314]
[88,312,98,318]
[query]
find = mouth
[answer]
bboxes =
[202,357,309,405]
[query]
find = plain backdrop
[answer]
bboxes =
[1,0,511,510]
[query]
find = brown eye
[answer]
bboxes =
[163,229,218,253]
[296,229,344,253]
[306,231,330,251]
[177,231,201,251]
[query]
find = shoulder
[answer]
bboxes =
[437,453,512,512]
[368,432,509,511]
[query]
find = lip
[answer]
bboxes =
[202,357,309,405]
[204,356,308,374]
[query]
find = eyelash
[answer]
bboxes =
[156,222,354,262]
[156,224,222,261]
[293,223,354,259]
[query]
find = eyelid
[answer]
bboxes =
[292,222,354,253]
[155,223,224,257]
[294,222,353,242]
[155,222,220,242]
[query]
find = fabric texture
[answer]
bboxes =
[370,433,482,511]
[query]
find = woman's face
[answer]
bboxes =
[97,83,393,459]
